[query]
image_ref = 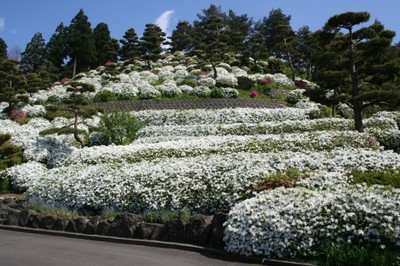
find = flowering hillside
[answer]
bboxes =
[0,53,400,261]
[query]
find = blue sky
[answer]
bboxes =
[1,0,399,51]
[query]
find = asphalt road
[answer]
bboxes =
[0,230,256,266]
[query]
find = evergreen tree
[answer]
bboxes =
[0,38,7,61]
[295,26,318,79]
[67,9,97,76]
[242,30,269,69]
[258,9,297,79]
[169,21,195,53]
[93,22,119,65]
[139,24,166,69]
[119,28,140,61]
[225,10,253,54]
[20,32,46,74]
[0,59,28,111]
[47,23,68,76]
[193,4,229,78]
[310,12,400,132]
[26,73,42,96]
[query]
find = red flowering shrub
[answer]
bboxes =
[10,108,27,120]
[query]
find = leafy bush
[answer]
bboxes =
[253,169,309,193]
[87,132,111,147]
[351,169,400,188]
[100,110,143,145]
[44,105,74,121]
[94,90,118,102]
[320,242,400,266]
[237,76,255,90]
[177,78,197,88]
[0,134,23,171]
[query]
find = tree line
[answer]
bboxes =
[1,5,400,132]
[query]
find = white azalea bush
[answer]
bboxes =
[224,181,400,258]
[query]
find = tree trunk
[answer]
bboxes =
[211,60,218,79]
[73,57,77,78]
[348,28,363,132]
[353,101,364,132]
[331,104,336,117]
[74,110,84,148]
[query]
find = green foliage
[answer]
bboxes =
[320,242,400,266]
[20,32,47,74]
[139,24,166,69]
[43,105,73,121]
[100,209,117,220]
[351,169,400,188]
[93,22,119,65]
[0,37,7,61]
[169,21,195,53]
[237,76,255,90]
[0,134,24,174]
[0,59,28,108]
[119,28,141,61]
[94,90,118,102]
[100,110,143,145]
[253,168,307,192]
[177,78,197,87]
[24,201,79,219]
[143,207,192,224]
[67,9,97,76]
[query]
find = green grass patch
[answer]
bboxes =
[351,169,400,188]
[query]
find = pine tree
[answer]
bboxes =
[193,4,229,79]
[0,59,28,111]
[242,30,269,68]
[258,9,297,79]
[93,22,119,65]
[26,73,42,96]
[310,12,400,132]
[119,28,140,61]
[139,24,166,69]
[47,23,68,76]
[66,9,97,77]
[169,21,195,53]
[20,32,47,74]
[295,26,318,79]
[0,38,7,61]
[225,10,253,55]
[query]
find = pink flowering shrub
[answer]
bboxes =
[10,108,27,120]
[295,80,308,89]
[61,77,69,84]
[105,61,116,67]
[258,77,275,86]
[249,90,258,98]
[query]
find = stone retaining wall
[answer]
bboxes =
[0,198,227,249]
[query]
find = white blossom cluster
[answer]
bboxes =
[54,130,374,167]
[224,179,400,258]
[4,148,400,214]
[134,106,319,126]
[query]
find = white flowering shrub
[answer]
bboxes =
[216,74,238,88]
[156,81,182,98]
[21,105,46,117]
[178,85,194,94]
[191,85,212,97]
[224,181,400,258]
[286,89,307,104]
[139,84,161,99]
[197,77,216,88]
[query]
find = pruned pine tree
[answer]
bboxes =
[309,12,400,132]
[193,4,229,79]
[139,24,166,70]
[169,21,195,53]
[119,28,140,61]
[0,59,28,113]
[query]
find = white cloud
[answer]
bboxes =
[155,10,175,35]
[0,18,5,31]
